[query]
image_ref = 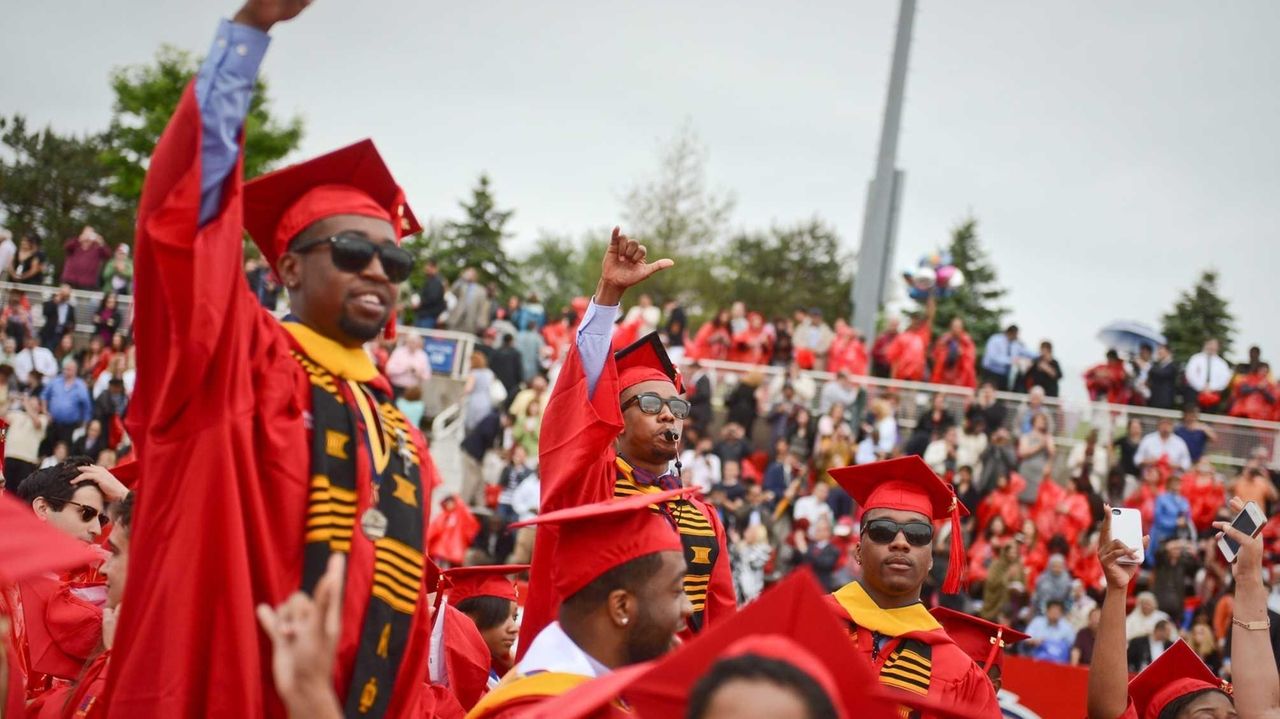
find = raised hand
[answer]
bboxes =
[233,0,313,32]
[1097,505,1147,591]
[594,227,674,306]
[256,554,344,710]
[73,465,130,503]
[1215,497,1263,584]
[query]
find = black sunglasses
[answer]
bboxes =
[53,498,108,527]
[621,392,691,420]
[291,231,414,283]
[861,518,934,547]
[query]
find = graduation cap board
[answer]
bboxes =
[829,455,969,593]
[1128,639,1231,719]
[243,139,421,269]
[0,493,102,584]
[442,564,529,607]
[614,332,684,394]
[929,606,1029,673]
[524,570,897,719]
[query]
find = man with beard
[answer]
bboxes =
[106,2,440,717]
[518,229,734,658]
[826,456,1000,717]
[466,490,694,718]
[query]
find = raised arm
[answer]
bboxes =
[1088,506,1147,719]
[1219,497,1280,718]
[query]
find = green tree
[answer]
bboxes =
[621,123,734,305]
[711,218,852,321]
[0,115,124,271]
[1161,269,1236,361]
[101,45,302,232]
[518,232,609,318]
[930,218,1009,344]
[431,174,520,295]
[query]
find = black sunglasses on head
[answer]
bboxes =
[52,498,108,527]
[291,231,414,283]
[861,518,934,547]
[621,392,691,420]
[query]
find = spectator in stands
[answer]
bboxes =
[1182,457,1226,532]
[1152,537,1198,620]
[1084,350,1132,405]
[72,418,109,459]
[1116,418,1144,480]
[1014,385,1055,437]
[715,422,753,466]
[977,427,1016,495]
[39,284,76,350]
[514,317,545,383]
[1016,413,1054,504]
[923,426,959,477]
[62,226,111,290]
[511,398,542,459]
[1071,606,1101,666]
[970,381,1007,437]
[1134,417,1192,472]
[792,308,834,370]
[1228,361,1279,421]
[462,351,497,431]
[690,308,732,362]
[724,372,763,435]
[733,523,772,604]
[769,361,817,410]
[728,312,772,366]
[2,290,34,345]
[489,334,524,407]
[794,516,841,591]
[4,394,47,487]
[930,317,976,388]
[826,320,868,376]
[813,422,856,481]
[93,352,134,398]
[1130,344,1155,405]
[956,413,988,477]
[981,324,1032,391]
[100,243,134,295]
[10,233,46,282]
[14,334,57,387]
[682,436,723,494]
[905,392,955,457]
[42,359,92,448]
[1127,618,1174,672]
[1025,600,1076,664]
[1184,338,1232,412]
[1125,591,1171,639]
[765,384,802,447]
[414,259,446,329]
[93,292,123,345]
[396,385,426,430]
[792,481,834,540]
[1067,580,1099,630]
[385,333,432,398]
[1024,341,1063,397]
[54,333,77,370]
[1032,554,1074,613]
[661,299,687,365]
[866,398,898,460]
[0,228,14,281]
[1146,344,1180,410]
[1230,465,1278,516]
[1186,623,1223,675]
[1151,474,1194,549]
[884,299,935,381]
[450,267,490,336]
[1174,406,1216,463]
[1068,428,1110,495]
[624,293,661,338]
[460,410,504,508]
[816,370,859,416]
[763,444,807,506]
[869,316,899,378]
[508,374,549,427]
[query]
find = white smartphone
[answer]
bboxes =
[1110,507,1145,565]
[1218,501,1267,563]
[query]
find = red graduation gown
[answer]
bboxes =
[930,331,976,388]
[103,84,438,718]
[886,325,931,381]
[517,341,735,659]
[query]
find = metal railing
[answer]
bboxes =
[688,358,1279,469]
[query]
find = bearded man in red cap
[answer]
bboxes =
[827,456,1000,717]
[517,230,735,658]
[104,2,440,717]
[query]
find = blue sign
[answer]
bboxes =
[423,336,459,375]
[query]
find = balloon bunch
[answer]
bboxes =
[902,249,964,301]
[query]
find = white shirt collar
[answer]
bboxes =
[517,621,610,679]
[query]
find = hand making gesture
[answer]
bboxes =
[233,0,313,32]
[1097,504,1148,592]
[594,227,674,306]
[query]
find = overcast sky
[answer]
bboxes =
[5,1,1279,394]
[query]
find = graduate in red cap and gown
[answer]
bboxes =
[928,607,1028,695]
[826,456,1001,717]
[467,489,695,719]
[929,318,977,388]
[440,565,529,692]
[104,3,439,717]
[519,229,734,659]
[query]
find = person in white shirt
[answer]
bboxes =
[1184,338,1231,401]
[13,335,58,387]
[0,228,16,280]
[679,437,722,494]
[1124,591,1171,639]
[1134,417,1192,471]
[792,480,835,539]
[623,293,662,337]
[384,333,432,395]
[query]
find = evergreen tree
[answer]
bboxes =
[517,232,607,318]
[930,218,1008,344]
[1161,269,1236,360]
[432,174,519,295]
[712,219,852,322]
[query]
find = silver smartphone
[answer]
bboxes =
[1218,501,1267,563]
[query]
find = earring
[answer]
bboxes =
[620,617,629,625]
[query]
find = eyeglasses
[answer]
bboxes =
[861,518,934,547]
[50,498,108,527]
[621,392,691,419]
[291,231,415,283]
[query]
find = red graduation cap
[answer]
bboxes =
[829,455,970,593]
[1128,639,1230,719]
[509,488,689,599]
[0,493,102,584]
[442,564,529,607]
[523,570,895,719]
[109,459,141,490]
[929,606,1029,672]
[614,332,684,393]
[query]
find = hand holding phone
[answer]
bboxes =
[1108,507,1145,565]
[1098,505,1147,591]
[1216,499,1266,564]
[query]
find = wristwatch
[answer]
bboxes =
[1232,616,1271,631]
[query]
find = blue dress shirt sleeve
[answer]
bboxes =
[576,301,619,399]
[195,19,271,226]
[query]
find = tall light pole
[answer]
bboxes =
[852,0,915,343]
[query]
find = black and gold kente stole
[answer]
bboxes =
[877,636,933,697]
[613,458,720,633]
[294,351,426,718]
